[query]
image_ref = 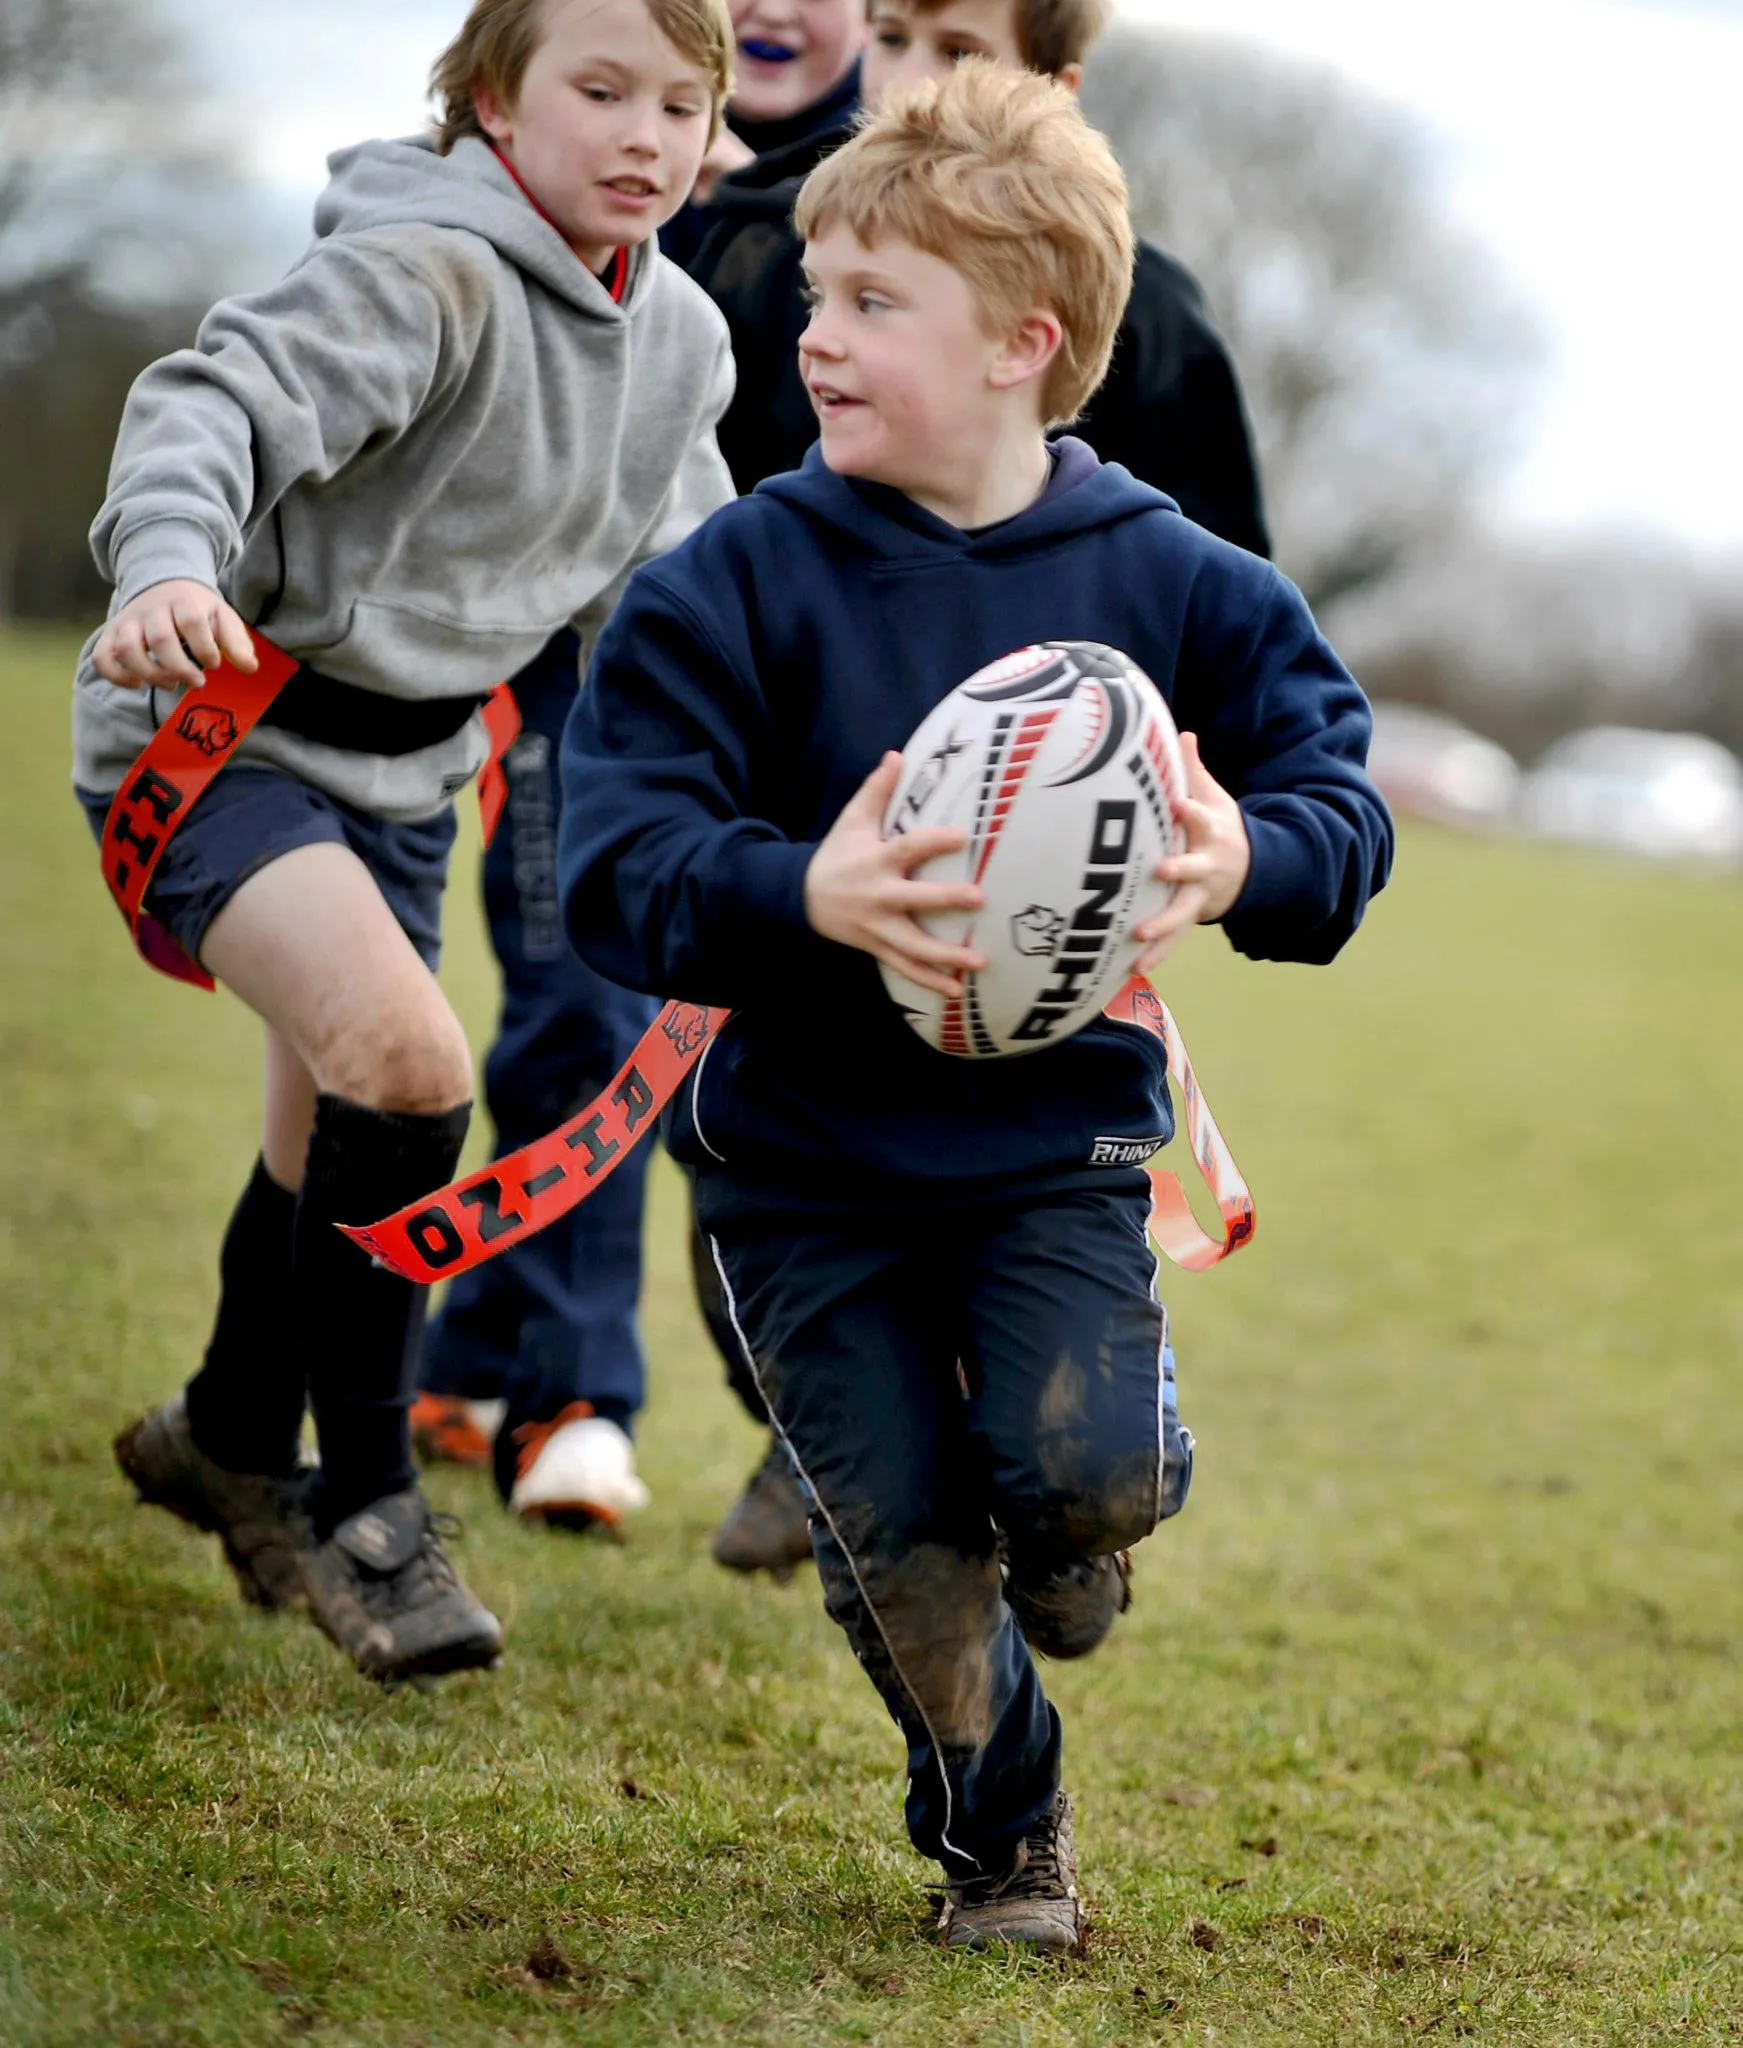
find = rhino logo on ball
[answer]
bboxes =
[1011,904,1066,958]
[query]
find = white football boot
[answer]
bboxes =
[508,1404,651,1531]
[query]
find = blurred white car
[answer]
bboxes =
[1519,727,1743,862]
[1365,702,1520,827]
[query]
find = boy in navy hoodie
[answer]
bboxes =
[558,66,1391,1948]
[691,0,1272,1583]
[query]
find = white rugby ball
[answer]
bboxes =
[881,641,1186,1057]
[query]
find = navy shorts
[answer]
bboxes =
[77,766,457,972]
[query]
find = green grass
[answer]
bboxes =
[2,621,1740,2046]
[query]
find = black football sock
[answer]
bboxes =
[183,1156,304,1478]
[295,1094,470,1532]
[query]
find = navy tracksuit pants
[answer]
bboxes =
[696,1172,1193,1878]
[421,632,656,1445]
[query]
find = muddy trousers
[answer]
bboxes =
[420,632,656,1450]
[699,1175,1193,1879]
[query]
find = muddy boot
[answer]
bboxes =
[1004,1548,1132,1660]
[301,1487,503,1685]
[114,1394,311,1611]
[710,1437,813,1580]
[937,1791,1083,1953]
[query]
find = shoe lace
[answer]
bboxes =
[511,1401,595,1481]
[384,1509,466,1605]
[948,1808,1064,1907]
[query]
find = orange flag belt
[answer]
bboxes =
[99,635,519,989]
[102,643,1254,1278]
[340,977,1254,1285]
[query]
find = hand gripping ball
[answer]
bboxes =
[880,641,1187,1057]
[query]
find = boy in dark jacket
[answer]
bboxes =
[410,624,661,1536]
[661,0,868,268]
[558,68,1389,1948]
[865,0,1268,552]
[686,0,1269,553]
[694,0,1271,1579]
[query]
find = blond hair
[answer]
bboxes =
[905,0,1113,77]
[429,0,735,153]
[795,64,1133,424]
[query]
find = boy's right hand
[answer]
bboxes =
[804,753,987,999]
[92,580,258,691]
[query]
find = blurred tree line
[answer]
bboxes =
[4,1,1738,760]
[1083,25,1743,765]
[1330,531,1743,764]
[0,0,253,619]
[1084,25,1537,618]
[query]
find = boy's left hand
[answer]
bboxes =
[1132,733,1251,971]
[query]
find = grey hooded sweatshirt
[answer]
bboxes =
[73,135,736,820]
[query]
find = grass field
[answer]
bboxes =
[2,621,1740,2047]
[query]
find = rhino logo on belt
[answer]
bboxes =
[1129,983,1165,1033]
[661,1004,712,1058]
[176,701,240,758]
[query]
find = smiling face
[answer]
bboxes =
[728,0,866,123]
[799,223,1058,520]
[476,0,715,270]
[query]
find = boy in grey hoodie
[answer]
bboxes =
[78,0,738,1685]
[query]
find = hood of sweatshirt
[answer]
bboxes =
[751,437,1181,565]
[79,129,735,824]
[313,134,647,321]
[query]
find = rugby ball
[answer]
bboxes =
[880,642,1186,1057]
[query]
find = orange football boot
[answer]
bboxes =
[408,1393,498,1470]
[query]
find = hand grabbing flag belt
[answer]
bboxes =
[99,638,1255,1275]
[98,634,520,990]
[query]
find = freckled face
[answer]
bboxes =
[477,0,714,269]
[799,225,1008,495]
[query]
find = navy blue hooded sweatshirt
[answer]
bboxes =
[558,442,1392,1189]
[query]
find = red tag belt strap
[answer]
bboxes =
[1100,975,1256,1271]
[341,973,1255,1284]
[101,633,521,987]
[476,684,522,846]
[341,1000,726,1280]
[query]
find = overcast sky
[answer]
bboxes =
[172,0,1743,556]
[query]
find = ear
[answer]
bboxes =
[1056,61,1083,94]
[472,80,514,147]
[988,309,1065,396]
